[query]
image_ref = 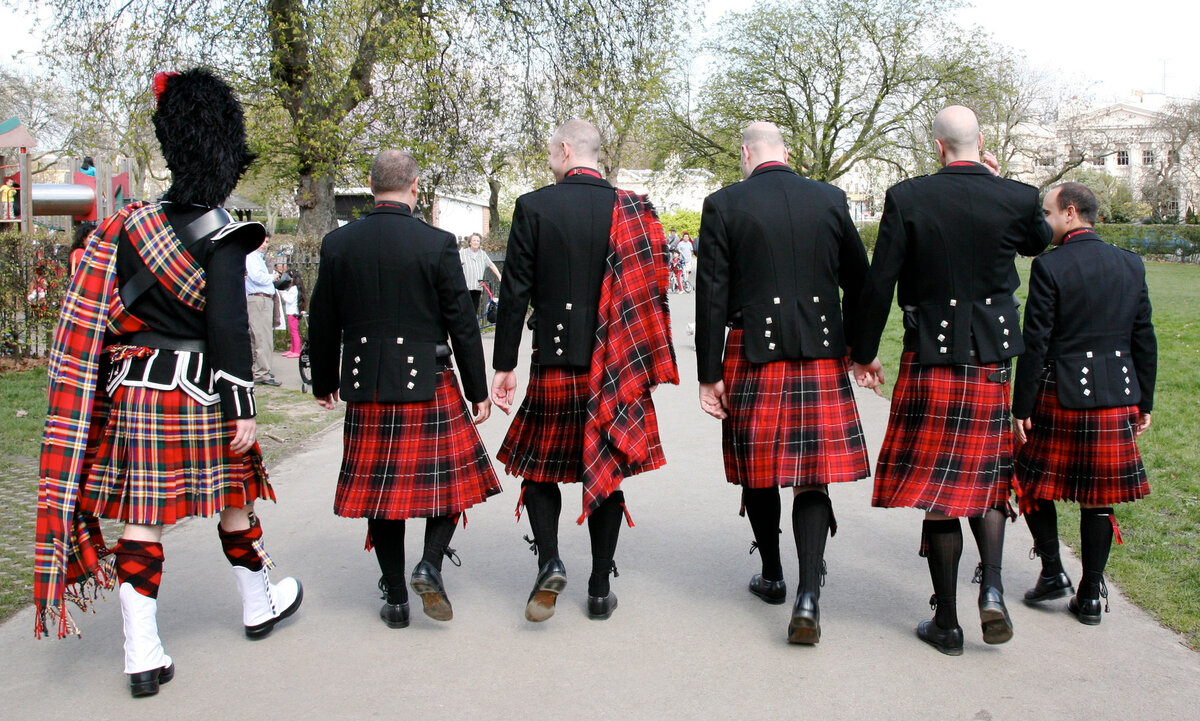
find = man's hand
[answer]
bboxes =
[1136,412,1152,436]
[316,391,339,410]
[699,381,728,419]
[982,150,1001,176]
[492,370,518,414]
[472,399,492,425]
[231,418,257,455]
[1013,416,1032,446]
[851,358,885,392]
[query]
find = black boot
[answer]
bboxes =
[586,491,625,620]
[1023,500,1073,603]
[920,519,964,655]
[368,518,409,628]
[743,487,786,603]
[787,491,832,644]
[969,507,1013,644]
[522,481,566,622]
[1072,507,1115,625]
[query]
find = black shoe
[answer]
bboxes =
[380,601,410,629]
[749,574,787,605]
[787,592,821,644]
[410,561,452,621]
[916,619,964,656]
[978,586,1014,644]
[525,559,567,622]
[587,591,618,620]
[1023,572,1074,604]
[128,662,175,698]
[1068,595,1103,625]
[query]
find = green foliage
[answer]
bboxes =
[1066,169,1146,223]
[659,209,701,238]
[1094,224,1200,261]
[0,231,70,359]
[856,222,879,253]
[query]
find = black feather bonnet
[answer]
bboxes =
[152,68,257,207]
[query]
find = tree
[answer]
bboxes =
[666,0,985,185]
[0,66,82,174]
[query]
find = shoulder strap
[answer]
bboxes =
[120,206,233,310]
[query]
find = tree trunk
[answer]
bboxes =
[488,176,502,234]
[296,171,337,238]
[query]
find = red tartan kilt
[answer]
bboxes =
[78,384,274,525]
[872,352,1013,517]
[335,370,502,518]
[498,362,589,483]
[1015,367,1148,511]
[722,329,869,488]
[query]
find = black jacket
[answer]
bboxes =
[493,173,616,371]
[852,163,1051,365]
[696,164,869,383]
[1012,230,1156,417]
[307,202,487,403]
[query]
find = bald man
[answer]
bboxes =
[850,106,1050,655]
[697,123,873,644]
[492,119,676,622]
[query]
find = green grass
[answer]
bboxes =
[872,258,1200,648]
[0,374,342,624]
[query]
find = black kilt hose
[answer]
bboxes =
[1015,366,1148,512]
[78,383,273,526]
[497,360,665,484]
[722,329,869,489]
[335,369,502,519]
[872,352,1014,517]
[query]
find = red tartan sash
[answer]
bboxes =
[578,191,679,522]
[34,202,204,638]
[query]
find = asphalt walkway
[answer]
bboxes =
[1,293,1197,720]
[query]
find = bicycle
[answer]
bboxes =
[477,280,499,331]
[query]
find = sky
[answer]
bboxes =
[7,1,1200,103]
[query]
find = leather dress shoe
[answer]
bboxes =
[749,574,787,605]
[587,591,618,620]
[978,586,1014,644]
[525,559,567,622]
[129,662,175,698]
[410,561,453,621]
[1023,572,1074,604]
[1068,595,1103,625]
[380,601,410,629]
[787,592,821,644]
[916,619,964,656]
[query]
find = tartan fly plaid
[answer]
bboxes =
[335,369,502,519]
[721,329,869,488]
[1014,366,1149,512]
[79,381,272,524]
[872,352,1014,517]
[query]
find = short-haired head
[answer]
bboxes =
[550,119,602,161]
[370,149,418,194]
[740,122,788,177]
[1053,182,1099,225]
[932,105,983,159]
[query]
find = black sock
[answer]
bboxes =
[792,491,832,596]
[742,486,783,582]
[1023,500,1064,576]
[522,480,562,564]
[587,491,625,597]
[422,515,457,571]
[924,519,963,629]
[1079,507,1115,600]
[968,507,1007,593]
[368,518,407,604]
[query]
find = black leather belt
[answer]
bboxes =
[435,343,451,358]
[125,331,207,353]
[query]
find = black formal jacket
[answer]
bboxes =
[493,173,616,371]
[1012,230,1156,417]
[851,162,1051,366]
[307,202,487,403]
[696,163,869,383]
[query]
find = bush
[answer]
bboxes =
[0,231,71,358]
[659,209,701,239]
[856,222,879,253]
[1094,224,1200,262]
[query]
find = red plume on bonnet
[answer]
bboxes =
[152,72,179,107]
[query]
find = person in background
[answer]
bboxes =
[460,232,502,315]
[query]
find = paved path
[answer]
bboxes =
[2,294,1197,720]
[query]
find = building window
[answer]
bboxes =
[1117,150,1129,166]
[1143,149,1156,165]
[1091,152,1105,166]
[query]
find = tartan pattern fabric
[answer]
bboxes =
[114,539,164,599]
[1014,366,1148,512]
[498,363,592,483]
[335,370,502,519]
[35,202,245,637]
[78,382,273,524]
[872,352,1014,517]
[579,190,678,520]
[721,329,869,489]
[125,203,207,311]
